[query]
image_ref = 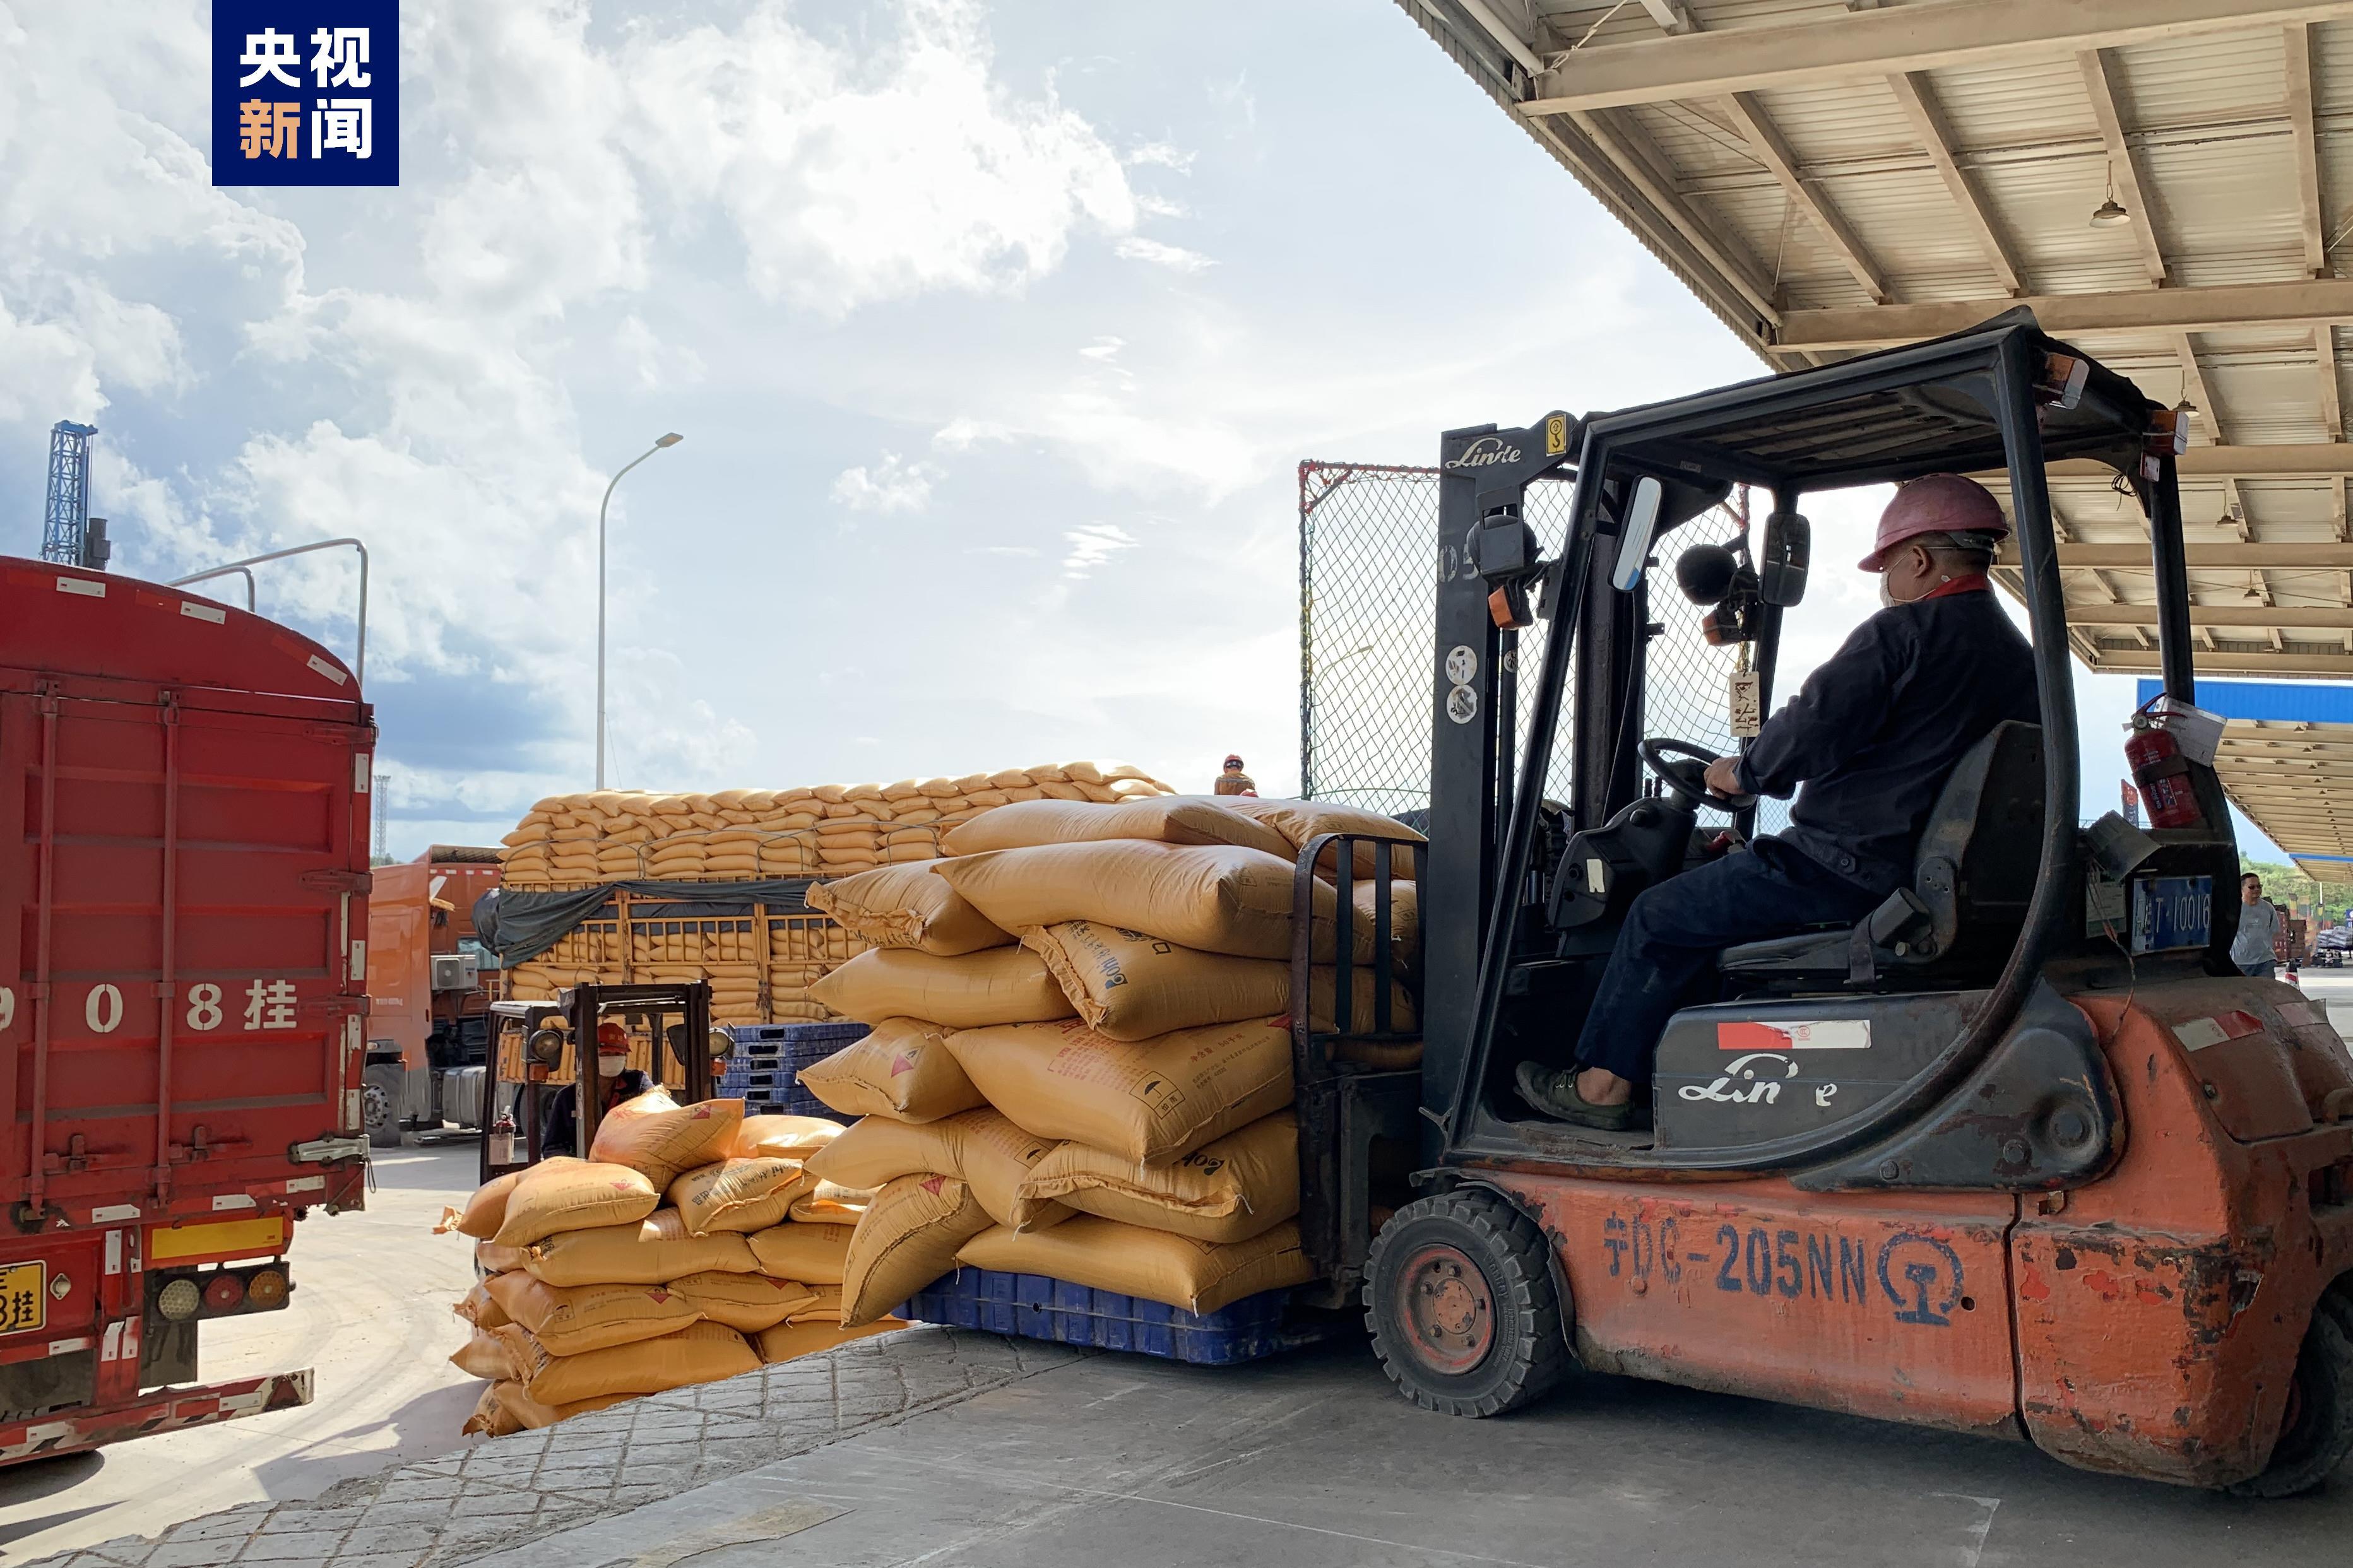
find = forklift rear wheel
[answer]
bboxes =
[363,1066,405,1150]
[2226,1286,2353,1498]
[1365,1189,1569,1417]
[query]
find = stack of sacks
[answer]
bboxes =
[790,796,1425,1327]
[506,917,863,1028]
[441,1096,911,1434]
[497,765,1178,892]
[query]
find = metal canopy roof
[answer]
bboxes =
[1399,0,2353,856]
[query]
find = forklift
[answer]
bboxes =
[479,981,728,1182]
[1353,310,2353,1495]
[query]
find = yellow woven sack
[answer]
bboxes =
[665,1158,816,1235]
[838,1174,992,1327]
[449,1323,535,1381]
[491,1160,661,1247]
[667,1270,819,1332]
[957,1217,1313,1316]
[809,948,1074,1030]
[1020,923,1414,1042]
[745,1222,856,1285]
[522,1319,759,1405]
[463,1383,523,1436]
[525,1210,758,1287]
[752,1317,906,1364]
[732,1114,847,1161]
[1014,1112,1299,1242]
[933,842,1339,962]
[798,1018,985,1123]
[441,1165,532,1240]
[807,1108,1070,1230]
[788,1182,873,1224]
[945,1018,1293,1166]
[483,1272,704,1355]
[1218,796,1422,879]
[492,1381,634,1431]
[941,796,1293,860]
[588,1091,745,1189]
[808,866,1012,956]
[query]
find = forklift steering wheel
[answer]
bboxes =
[1641,737,1755,811]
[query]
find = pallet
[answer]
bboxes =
[896,1268,1326,1365]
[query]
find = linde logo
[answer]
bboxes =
[1444,435,1522,470]
[212,1,400,188]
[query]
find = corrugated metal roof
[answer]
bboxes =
[1399,0,2353,859]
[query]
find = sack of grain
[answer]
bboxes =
[589,1092,745,1189]
[786,1283,846,1323]
[526,1210,758,1287]
[1218,796,1423,879]
[798,1018,985,1123]
[809,947,1074,1030]
[491,1161,661,1247]
[484,1273,704,1355]
[463,1383,523,1437]
[839,1174,993,1327]
[665,1158,816,1235]
[940,797,1295,861]
[959,1217,1314,1316]
[745,1222,856,1285]
[666,1271,819,1332]
[441,1166,532,1239]
[788,1181,873,1225]
[1014,1113,1298,1242]
[807,1108,1070,1230]
[1020,922,1414,1041]
[475,1239,532,1274]
[752,1317,905,1364]
[730,1114,847,1161]
[491,1381,634,1431]
[808,866,1012,956]
[523,1319,759,1405]
[454,1279,510,1328]
[933,842,1339,962]
[449,1323,536,1381]
[946,1018,1293,1166]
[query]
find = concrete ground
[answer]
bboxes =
[0,1140,483,1562]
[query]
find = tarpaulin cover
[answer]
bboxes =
[473,880,817,965]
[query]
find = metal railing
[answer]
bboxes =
[171,537,369,687]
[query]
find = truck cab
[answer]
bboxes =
[364,849,501,1147]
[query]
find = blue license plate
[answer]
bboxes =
[2131,875,2212,953]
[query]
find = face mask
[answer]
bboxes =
[1878,565,1952,609]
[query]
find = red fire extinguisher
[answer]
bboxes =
[2125,697,2207,831]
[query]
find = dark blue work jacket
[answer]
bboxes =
[1732,579,2039,897]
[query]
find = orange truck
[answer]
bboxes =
[363,848,501,1148]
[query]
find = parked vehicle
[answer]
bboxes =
[1,556,372,1464]
[364,847,501,1147]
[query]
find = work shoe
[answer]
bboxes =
[1515,1060,1642,1131]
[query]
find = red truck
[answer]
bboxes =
[364,849,501,1147]
[0,555,372,1465]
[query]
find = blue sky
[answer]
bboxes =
[0,0,2285,860]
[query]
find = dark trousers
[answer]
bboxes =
[1572,839,1882,1083]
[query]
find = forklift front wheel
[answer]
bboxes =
[1365,1189,1570,1418]
[2226,1286,2353,1499]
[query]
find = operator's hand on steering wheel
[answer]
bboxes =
[1703,755,1743,799]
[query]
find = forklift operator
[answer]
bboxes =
[1518,474,2040,1130]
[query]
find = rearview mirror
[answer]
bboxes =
[1758,509,1810,608]
[1611,476,1664,592]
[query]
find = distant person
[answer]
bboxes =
[2233,873,2280,980]
[541,1023,634,1158]
[1214,754,1258,797]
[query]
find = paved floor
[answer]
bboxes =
[0,1141,483,1562]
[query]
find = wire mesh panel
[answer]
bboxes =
[1300,461,1757,820]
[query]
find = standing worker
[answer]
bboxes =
[1214,753,1258,796]
[2233,873,2281,979]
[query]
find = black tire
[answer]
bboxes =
[1363,1188,1570,1417]
[363,1064,406,1150]
[2227,1283,2353,1497]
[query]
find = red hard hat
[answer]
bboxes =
[1858,473,2007,570]
[596,1022,627,1046]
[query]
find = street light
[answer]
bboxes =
[596,433,684,789]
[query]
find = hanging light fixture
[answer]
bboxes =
[2091,163,2130,228]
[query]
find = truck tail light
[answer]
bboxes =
[156,1278,201,1322]
[203,1273,246,1314]
[247,1268,290,1311]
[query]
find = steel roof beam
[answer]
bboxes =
[2288,24,2328,277]
[1775,277,2353,351]
[2022,447,2353,479]
[1557,107,1784,322]
[2079,50,2170,288]
[2016,544,2353,567]
[2068,604,2353,628]
[1888,71,2024,297]
[1719,93,1892,302]
[1519,1,2353,113]
[2087,651,2353,673]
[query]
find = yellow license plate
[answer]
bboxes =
[0,1261,45,1336]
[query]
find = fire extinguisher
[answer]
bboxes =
[488,1109,517,1167]
[2125,699,2206,831]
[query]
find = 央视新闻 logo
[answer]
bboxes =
[213,2,399,187]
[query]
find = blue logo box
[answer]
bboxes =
[213,1,399,187]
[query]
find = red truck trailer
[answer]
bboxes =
[0,555,372,1465]
[364,849,501,1147]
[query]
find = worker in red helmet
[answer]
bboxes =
[1517,473,2040,1130]
[1214,753,1258,797]
[542,1022,636,1159]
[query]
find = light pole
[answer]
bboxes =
[596,433,684,789]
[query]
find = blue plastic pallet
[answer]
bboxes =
[896,1267,1320,1365]
[720,1022,868,1118]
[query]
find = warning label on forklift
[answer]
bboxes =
[1715,1020,1870,1051]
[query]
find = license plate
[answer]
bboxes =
[2132,875,2213,953]
[0,1261,45,1336]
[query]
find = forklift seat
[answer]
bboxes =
[1717,721,2044,989]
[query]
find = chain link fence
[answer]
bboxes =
[1299,460,1766,823]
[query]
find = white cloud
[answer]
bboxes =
[1127,142,1195,173]
[1114,236,1215,273]
[1061,522,1139,579]
[614,314,706,389]
[1079,336,1124,361]
[831,452,939,514]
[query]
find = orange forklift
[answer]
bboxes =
[1360,310,2353,1495]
